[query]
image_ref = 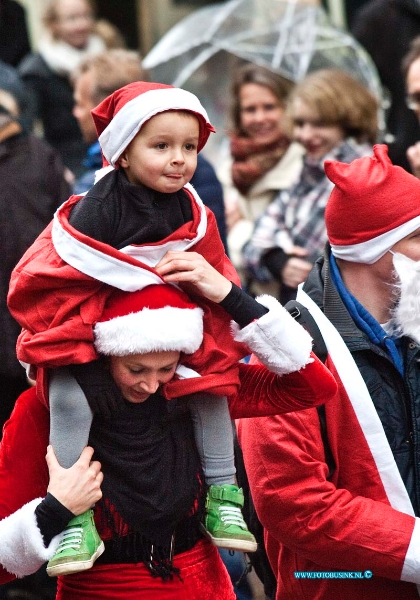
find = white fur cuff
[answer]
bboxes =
[232,294,313,375]
[401,518,420,584]
[0,498,61,578]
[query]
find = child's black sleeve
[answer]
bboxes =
[219,283,268,329]
[35,493,75,547]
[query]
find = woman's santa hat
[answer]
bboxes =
[94,284,204,356]
[325,144,420,264]
[91,81,215,168]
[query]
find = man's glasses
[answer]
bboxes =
[406,93,420,110]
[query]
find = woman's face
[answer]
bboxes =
[291,98,345,161]
[110,350,181,404]
[239,83,285,142]
[51,0,94,49]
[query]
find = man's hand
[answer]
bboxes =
[155,251,232,303]
[46,445,103,515]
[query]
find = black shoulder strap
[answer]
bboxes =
[284,299,335,479]
[284,300,328,363]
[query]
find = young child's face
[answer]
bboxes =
[119,111,200,193]
[291,98,344,161]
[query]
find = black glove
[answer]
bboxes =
[69,360,126,419]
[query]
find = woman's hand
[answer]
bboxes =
[46,445,103,515]
[155,251,232,303]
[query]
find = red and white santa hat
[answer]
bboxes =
[91,81,215,168]
[93,284,204,356]
[325,144,420,264]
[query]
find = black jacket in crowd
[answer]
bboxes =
[1,132,70,378]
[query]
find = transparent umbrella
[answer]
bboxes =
[143,0,383,158]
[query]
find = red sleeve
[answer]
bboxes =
[228,353,337,419]
[0,388,50,583]
[237,408,417,583]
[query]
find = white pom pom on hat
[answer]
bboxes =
[94,284,204,357]
[91,81,215,167]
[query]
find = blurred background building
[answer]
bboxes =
[19,0,366,57]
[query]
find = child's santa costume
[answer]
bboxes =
[7,82,246,400]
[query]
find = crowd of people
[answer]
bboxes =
[3,1,420,599]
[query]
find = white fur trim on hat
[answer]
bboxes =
[231,295,313,374]
[0,498,61,578]
[99,87,212,167]
[331,215,420,264]
[94,305,204,356]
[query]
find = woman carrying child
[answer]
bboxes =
[0,254,337,598]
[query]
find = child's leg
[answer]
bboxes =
[188,393,235,486]
[47,367,104,577]
[188,393,257,553]
[49,367,93,468]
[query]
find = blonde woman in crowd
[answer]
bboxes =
[217,63,304,281]
[242,68,379,304]
[18,0,106,179]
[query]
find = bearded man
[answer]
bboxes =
[237,144,420,599]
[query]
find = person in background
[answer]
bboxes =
[216,63,304,284]
[351,0,420,172]
[18,0,106,181]
[0,58,34,132]
[93,18,127,50]
[242,69,378,305]
[402,36,420,179]
[71,48,146,196]
[0,86,70,436]
[0,0,30,67]
[238,144,420,599]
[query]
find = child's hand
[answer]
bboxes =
[155,251,232,303]
[46,445,103,515]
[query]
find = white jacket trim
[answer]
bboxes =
[231,294,313,374]
[401,518,420,586]
[297,287,414,516]
[0,498,61,578]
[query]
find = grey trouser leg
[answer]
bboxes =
[49,367,93,468]
[188,393,235,486]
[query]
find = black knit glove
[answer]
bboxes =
[69,360,126,419]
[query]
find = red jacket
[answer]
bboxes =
[8,186,246,398]
[237,289,420,599]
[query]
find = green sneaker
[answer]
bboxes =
[46,509,104,577]
[201,484,257,552]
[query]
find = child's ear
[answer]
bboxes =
[119,151,129,168]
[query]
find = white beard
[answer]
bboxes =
[388,252,420,344]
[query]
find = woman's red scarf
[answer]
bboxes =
[230,130,291,195]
